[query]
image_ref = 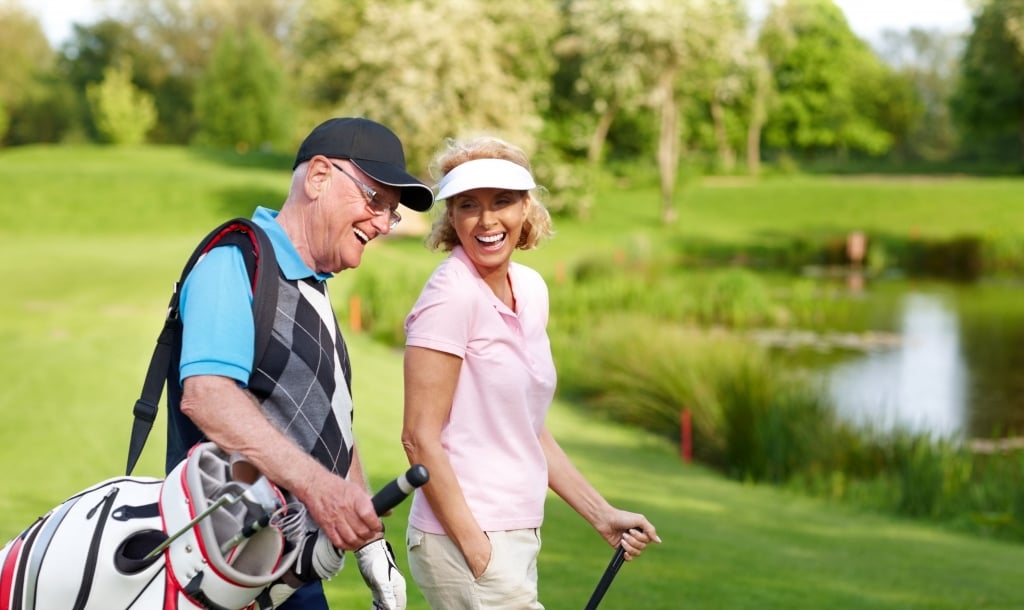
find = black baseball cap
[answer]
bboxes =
[293,117,434,212]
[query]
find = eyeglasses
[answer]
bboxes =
[331,162,402,230]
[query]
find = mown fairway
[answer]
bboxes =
[2,146,1023,609]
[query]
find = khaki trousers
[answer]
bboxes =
[406,526,544,610]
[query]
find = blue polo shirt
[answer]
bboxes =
[179,206,331,386]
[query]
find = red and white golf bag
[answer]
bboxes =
[0,442,318,610]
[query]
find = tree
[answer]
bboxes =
[563,0,741,223]
[294,0,560,175]
[744,53,776,175]
[58,19,156,142]
[950,0,1024,164]
[550,0,659,219]
[558,1,653,168]
[0,1,56,144]
[860,63,925,162]
[288,0,367,114]
[193,25,288,151]
[685,0,753,174]
[759,0,895,159]
[877,27,962,162]
[86,60,157,145]
[109,0,299,143]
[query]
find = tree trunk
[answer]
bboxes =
[746,117,763,177]
[710,97,736,172]
[1019,112,1024,168]
[587,102,616,165]
[746,58,770,177]
[580,103,617,222]
[656,72,679,224]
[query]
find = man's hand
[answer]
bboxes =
[180,377,382,550]
[298,469,382,550]
[355,538,407,610]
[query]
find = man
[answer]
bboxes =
[170,117,433,609]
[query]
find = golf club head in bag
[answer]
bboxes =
[0,442,303,610]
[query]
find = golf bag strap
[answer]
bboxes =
[183,573,236,610]
[125,218,279,476]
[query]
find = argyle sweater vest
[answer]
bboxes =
[247,276,354,478]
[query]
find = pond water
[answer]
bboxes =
[827,293,969,437]
[776,278,1024,440]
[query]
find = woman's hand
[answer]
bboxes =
[462,531,493,579]
[598,509,661,560]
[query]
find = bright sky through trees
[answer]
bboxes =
[32,0,973,46]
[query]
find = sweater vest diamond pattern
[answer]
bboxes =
[249,276,353,477]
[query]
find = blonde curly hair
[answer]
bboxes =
[425,136,554,252]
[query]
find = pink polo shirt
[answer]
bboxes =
[404,246,557,534]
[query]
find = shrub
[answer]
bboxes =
[552,315,837,481]
[982,233,1024,275]
[696,268,775,328]
[86,61,156,146]
[793,428,1024,542]
[344,252,1024,544]
[342,266,425,346]
[716,364,836,483]
[552,316,725,448]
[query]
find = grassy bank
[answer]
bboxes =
[2,145,1024,607]
[1,238,1022,608]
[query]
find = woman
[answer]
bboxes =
[402,136,660,609]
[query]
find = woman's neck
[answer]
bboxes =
[478,265,515,311]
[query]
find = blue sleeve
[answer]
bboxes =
[179,246,255,386]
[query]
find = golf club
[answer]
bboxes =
[372,464,430,515]
[584,528,641,610]
[144,479,282,561]
[151,464,430,563]
[219,509,276,555]
[220,464,431,557]
[584,546,626,610]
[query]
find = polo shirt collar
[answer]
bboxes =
[451,245,519,315]
[252,206,332,282]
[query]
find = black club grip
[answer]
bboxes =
[371,464,429,516]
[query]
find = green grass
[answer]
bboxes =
[0,145,290,237]
[2,145,1024,608]
[679,175,1024,242]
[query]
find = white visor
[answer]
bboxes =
[435,158,536,201]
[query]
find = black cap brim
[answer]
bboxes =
[351,159,434,212]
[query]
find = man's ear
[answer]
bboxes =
[303,156,332,199]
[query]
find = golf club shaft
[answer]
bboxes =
[146,466,429,562]
[220,511,273,555]
[143,494,236,561]
[584,546,626,610]
[228,464,430,554]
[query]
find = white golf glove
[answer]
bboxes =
[297,529,346,581]
[263,529,346,608]
[355,538,407,610]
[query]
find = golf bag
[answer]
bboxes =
[0,442,308,610]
